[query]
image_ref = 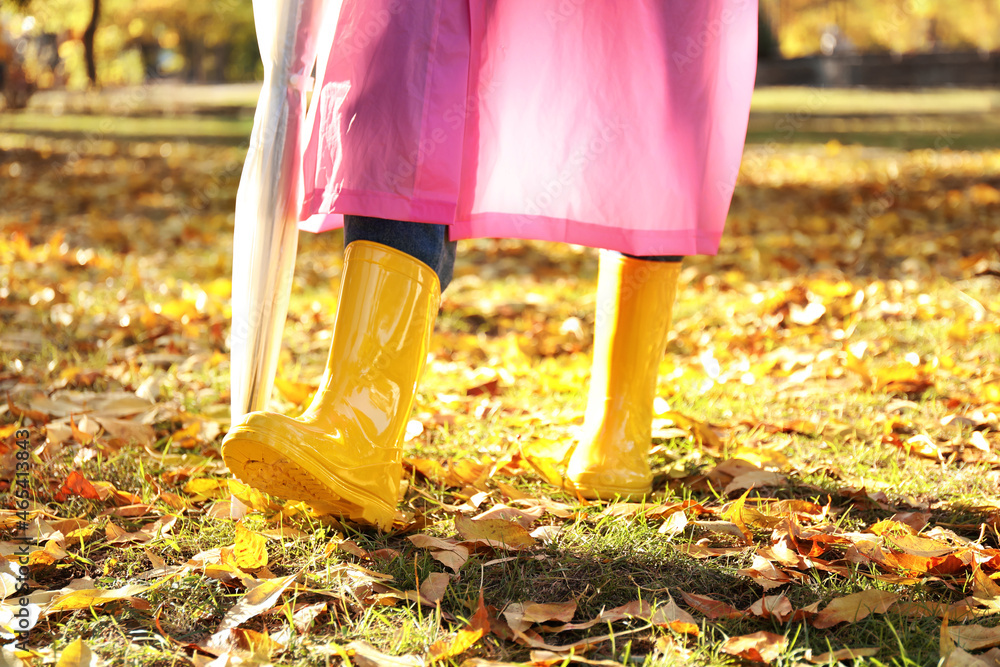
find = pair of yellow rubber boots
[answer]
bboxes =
[221,241,680,530]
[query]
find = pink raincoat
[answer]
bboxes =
[298,1,757,256]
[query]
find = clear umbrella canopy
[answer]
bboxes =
[230,0,324,424]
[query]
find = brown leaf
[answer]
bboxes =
[291,602,327,634]
[473,504,544,528]
[92,416,155,447]
[336,540,369,559]
[724,470,788,496]
[105,515,177,545]
[428,592,489,662]
[942,646,1000,667]
[892,598,981,622]
[973,567,1000,602]
[503,601,577,632]
[404,457,447,481]
[807,647,879,663]
[738,554,793,590]
[7,393,49,423]
[54,471,102,502]
[679,591,746,620]
[455,514,536,550]
[748,594,794,622]
[344,641,424,667]
[426,550,465,574]
[660,411,723,449]
[407,534,470,573]
[722,489,780,543]
[650,595,700,635]
[419,572,451,606]
[949,624,1000,651]
[812,590,900,629]
[675,543,748,559]
[721,631,788,663]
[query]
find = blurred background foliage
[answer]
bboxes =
[0,0,258,90]
[762,0,1000,57]
[0,0,999,92]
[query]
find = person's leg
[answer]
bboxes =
[345,215,457,290]
[622,253,683,263]
[223,232,443,530]
[564,251,682,499]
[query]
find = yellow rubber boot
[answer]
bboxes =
[222,241,440,530]
[564,252,681,500]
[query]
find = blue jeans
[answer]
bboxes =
[344,216,681,292]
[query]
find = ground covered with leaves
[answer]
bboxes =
[2,89,1000,666]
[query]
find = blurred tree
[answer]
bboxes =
[761,0,1000,57]
[759,6,782,59]
[3,0,98,85]
[1,0,258,87]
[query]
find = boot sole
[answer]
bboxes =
[222,423,396,531]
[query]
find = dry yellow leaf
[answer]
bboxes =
[55,638,100,667]
[233,521,269,570]
[455,514,536,549]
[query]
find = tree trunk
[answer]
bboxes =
[82,0,101,87]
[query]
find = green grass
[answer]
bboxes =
[749,87,1000,115]
[0,113,253,144]
[6,85,1000,149]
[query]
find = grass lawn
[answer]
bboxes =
[1,89,999,666]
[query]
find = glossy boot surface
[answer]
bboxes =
[222,241,440,530]
[565,253,681,500]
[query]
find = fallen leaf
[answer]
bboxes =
[455,514,536,550]
[429,592,489,662]
[812,590,900,629]
[721,631,788,663]
[473,504,543,528]
[105,515,177,545]
[503,601,577,632]
[233,521,268,570]
[55,637,100,667]
[45,582,151,614]
[54,471,102,502]
[807,647,879,663]
[408,534,470,573]
[724,470,788,496]
[679,591,746,620]
[675,543,748,559]
[738,554,793,590]
[650,595,700,635]
[660,411,723,449]
[291,602,326,633]
[950,624,1000,651]
[748,594,794,622]
[214,574,296,635]
[419,572,451,606]
[344,641,423,667]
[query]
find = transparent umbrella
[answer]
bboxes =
[230,0,324,425]
[228,0,324,517]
